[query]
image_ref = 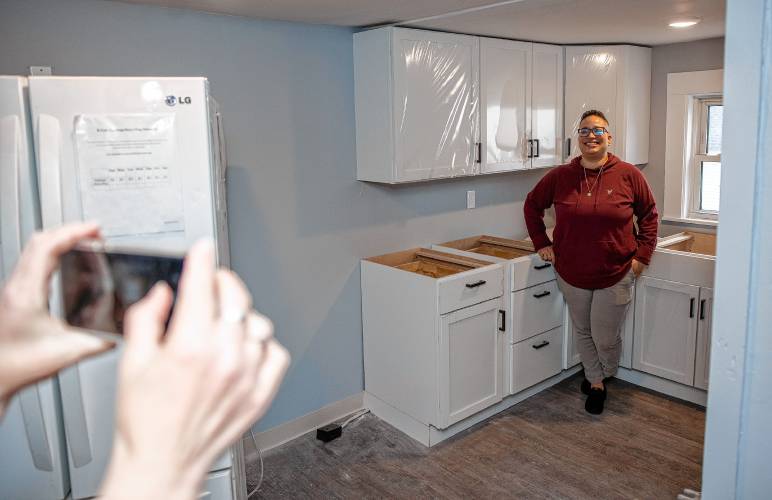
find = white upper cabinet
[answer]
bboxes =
[480,38,531,173]
[530,43,564,169]
[564,45,651,165]
[475,39,564,174]
[355,27,480,183]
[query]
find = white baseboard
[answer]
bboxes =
[243,392,364,457]
[366,365,582,447]
[616,367,707,407]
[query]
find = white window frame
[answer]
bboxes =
[687,96,722,220]
[663,69,724,226]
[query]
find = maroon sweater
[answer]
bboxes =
[524,154,659,290]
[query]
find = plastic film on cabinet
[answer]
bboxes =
[395,36,480,178]
[564,50,618,159]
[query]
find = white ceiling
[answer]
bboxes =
[109,0,726,46]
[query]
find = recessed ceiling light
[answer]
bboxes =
[669,17,701,28]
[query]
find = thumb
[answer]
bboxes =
[123,283,173,362]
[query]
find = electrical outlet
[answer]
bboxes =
[467,190,476,209]
[29,66,52,76]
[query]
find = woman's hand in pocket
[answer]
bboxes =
[631,259,646,277]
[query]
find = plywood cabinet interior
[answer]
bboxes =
[564,45,651,164]
[361,248,504,431]
[354,27,480,183]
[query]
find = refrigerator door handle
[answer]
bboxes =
[19,386,55,471]
[36,114,64,229]
[0,115,22,277]
[59,366,94,467]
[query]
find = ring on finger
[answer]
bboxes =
[220,306,248,325]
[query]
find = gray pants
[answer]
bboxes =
[556,270,635,384]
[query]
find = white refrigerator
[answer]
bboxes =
[0,76,72,500]
[0,75,243,500]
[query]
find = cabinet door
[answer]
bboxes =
[632,277,699,385]
[564,46,619,160]
[439,298,504,428]
[392,29,479,181]
[531,43,563,169]
[694,287,713,390]
[479,38,531,173]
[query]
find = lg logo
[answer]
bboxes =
[165,95,192,106]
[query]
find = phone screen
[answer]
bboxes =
[60,248,184,335]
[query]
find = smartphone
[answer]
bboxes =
[60,241,184,340]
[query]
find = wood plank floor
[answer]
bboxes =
[246,375,705,499]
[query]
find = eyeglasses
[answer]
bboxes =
[577,127,608,137]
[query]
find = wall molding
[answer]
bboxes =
[243,392,364,458]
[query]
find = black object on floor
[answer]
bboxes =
[316,423,342,442]
[585,386,607,414]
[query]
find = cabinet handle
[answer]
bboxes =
[534,139,540,158]
[475,142,481,164]
[465,280,487,288]
[534,263,552,270]
[498,310,506,332]
[532,340,550,350]
[567,138,571,156]
[527,139,533,158]
[690,298,695,318]
[700,299,706,320]
[533,290,551,298]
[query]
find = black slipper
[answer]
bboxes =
[585,386,607,414]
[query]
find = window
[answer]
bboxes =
[688,97,722,220]
[663,69,723,226]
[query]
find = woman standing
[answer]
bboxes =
[523,110,658,415]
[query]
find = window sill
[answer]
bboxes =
[662,216,718,227]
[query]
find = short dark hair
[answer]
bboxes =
[580,109,609,125]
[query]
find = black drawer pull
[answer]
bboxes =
[690,298,695,318]
[498,310,506,332]
[466,280,487,288]
[533,290,551,298]
[532,340,550,350]
[534,263,552,270]
[700,299,706,320]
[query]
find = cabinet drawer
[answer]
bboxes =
[511,280,563,343]
[511,327,563,394]
[438,265,503,315]
[511,255,556,291]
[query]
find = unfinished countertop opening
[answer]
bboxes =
[364,248,494,278]
[437,235,536,260]
[658,231,717,257]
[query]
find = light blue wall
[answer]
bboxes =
[0,0,548,430]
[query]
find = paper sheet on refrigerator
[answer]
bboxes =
[74,114,185,238]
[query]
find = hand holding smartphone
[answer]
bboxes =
[60,241,184,340]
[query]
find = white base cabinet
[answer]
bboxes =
[432,235,565,396]
[632,276,700,385]
[361,248,505,432]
